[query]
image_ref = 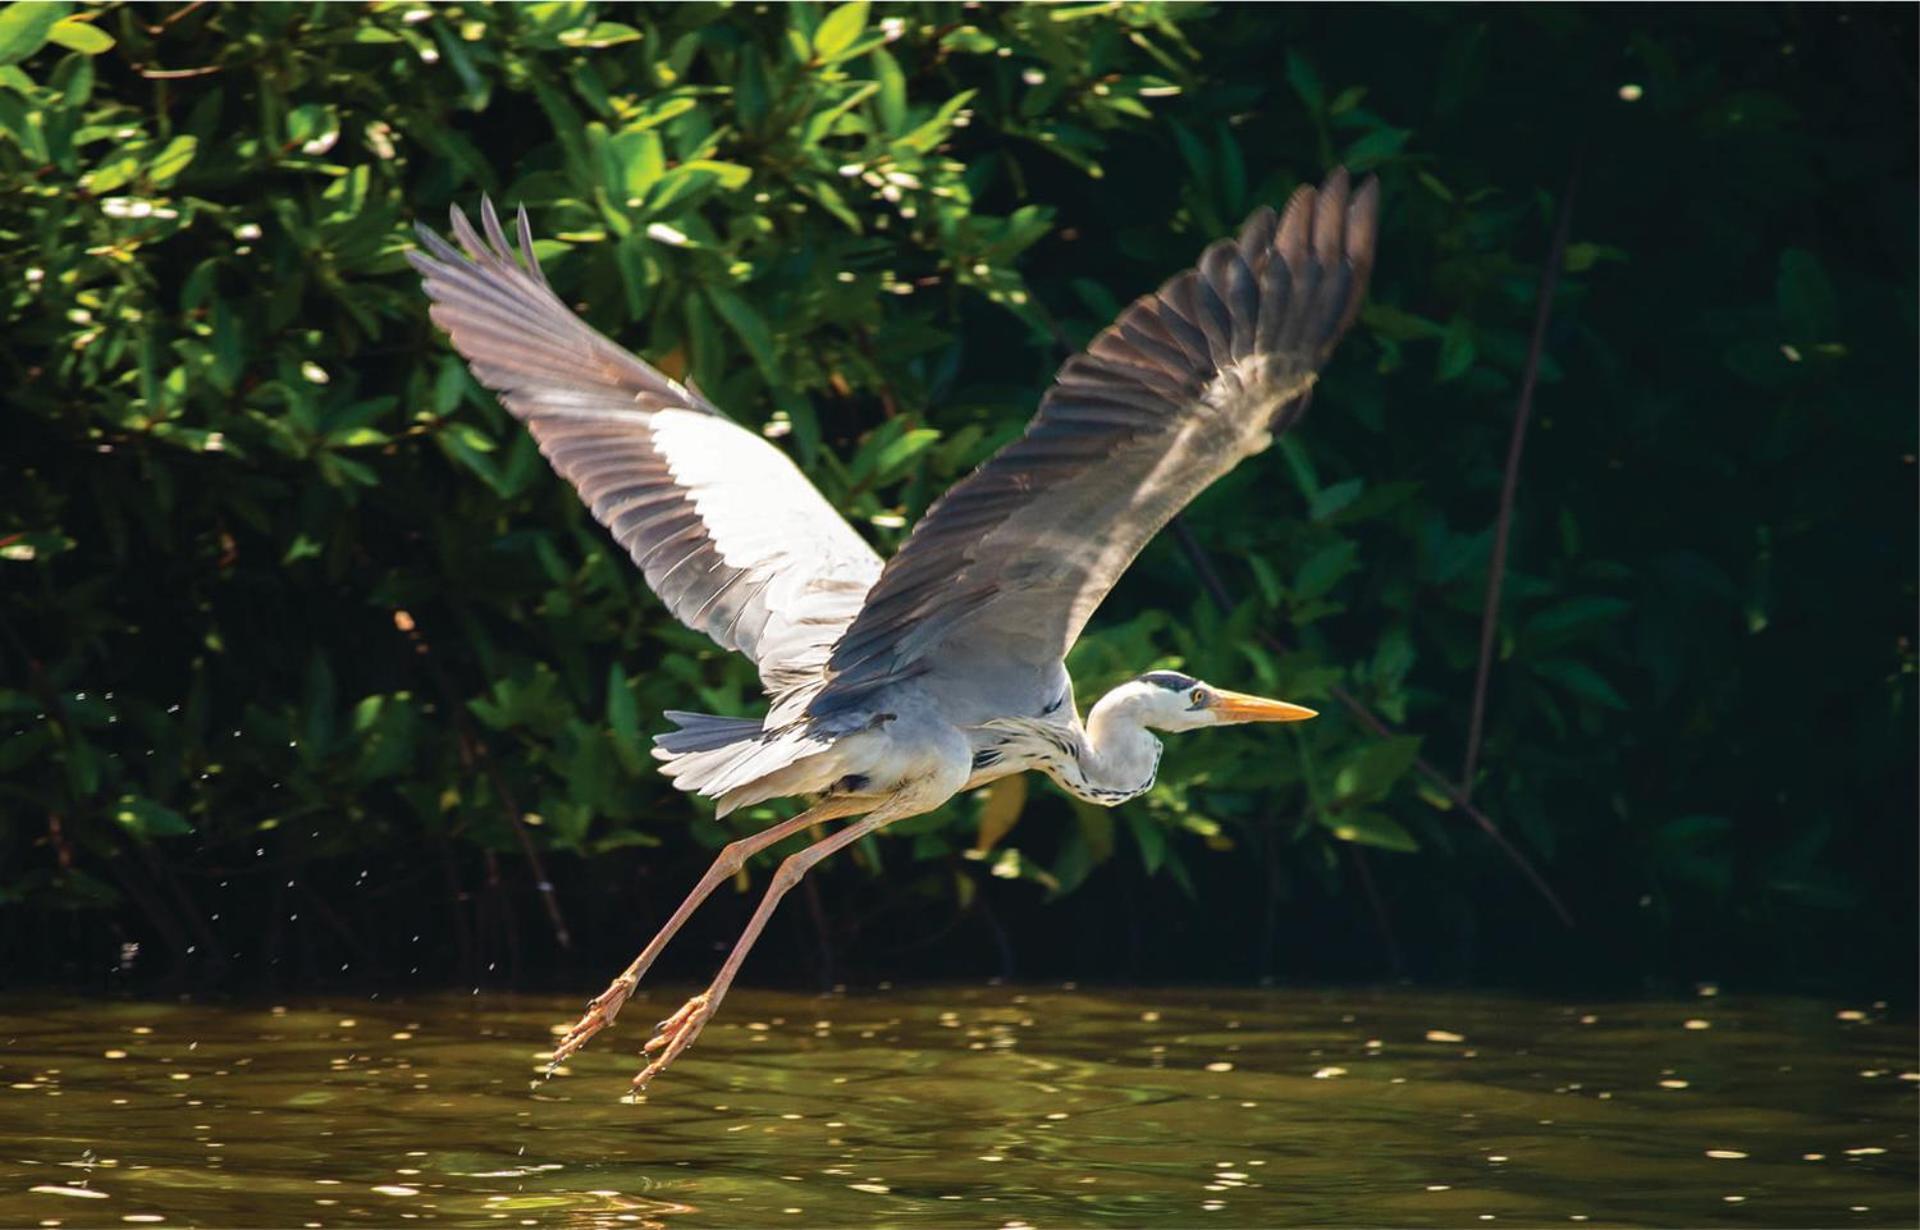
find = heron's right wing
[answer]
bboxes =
[814,170,1378,721]
[410,201,882,701]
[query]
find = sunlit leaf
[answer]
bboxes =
[1326,811,1419,853]
[46,16,110,54]
[146,135,198,185]
[559,22,641,49]
[811,0,868,62]
[114,794,193,840]
[0,1,69,65]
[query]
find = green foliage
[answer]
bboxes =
[0,2,1911,989]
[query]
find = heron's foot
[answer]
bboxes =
[631,991,714,1093]
[549,969,642,1071]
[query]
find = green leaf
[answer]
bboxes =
[902,88,975,153]
[800,179,862,232]
[1343,125,1411,171]
[804,80,878,143]
[1532,658,1628,710]
[0,724,49,773]
[1329,85,1367,115]
[606,663,644,775]
[607,128,664,197]
[811,0,868,62]
[1777,248,1836,341]
[1293,540,1357,601]
[591,829,663,854]
[1522,596,1631,640]
[146,134,198,186]
[681,158,751,190]
[1170,119,1209,180]
[0,530,75,562]
[938,25,996,53]
[1326,811,1418,853]
[1284,50,1323,115]
[1436,315,1475,381]
[470,666,572,734]
[80,148,140,194]
[872,46,906,131]
[1659,814,1732,845]
[558,22,642,49]
[114,794,193,840]
[872,428,940,482]
[1049,1,1123,20]
[0,1,70,66]
[1333,735,1422,802]
[705,285,780,385]
[46,15,110,54]
[1309,477,1364,522]
[1563,242,1625,273]
[629,94,697,131]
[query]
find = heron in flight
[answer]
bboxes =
[410,167,1379,1092]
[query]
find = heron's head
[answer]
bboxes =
[1115,670,1319,733]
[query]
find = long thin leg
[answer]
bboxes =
[630,800,910,1092]
[548,794,871,1069]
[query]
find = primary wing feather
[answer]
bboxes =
[410,200,882,704]
[815,169,1379,720]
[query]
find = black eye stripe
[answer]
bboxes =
[1138,670,1198,691]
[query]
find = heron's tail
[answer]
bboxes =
[654,710,764,755]
[652,712,839,817]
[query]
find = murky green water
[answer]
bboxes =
[1,987,1912,1227]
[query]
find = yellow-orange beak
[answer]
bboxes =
[1212,690,1319,724]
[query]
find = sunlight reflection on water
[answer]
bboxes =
[0,987,1912,1227]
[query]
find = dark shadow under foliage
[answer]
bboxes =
[2,3,1914,999]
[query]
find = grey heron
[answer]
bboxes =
[410,167,1379,1092]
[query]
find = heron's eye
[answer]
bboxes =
[1190,688,1207,707]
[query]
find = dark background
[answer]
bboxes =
[3,3,1914,1001]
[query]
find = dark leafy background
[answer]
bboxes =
[2,2,1913,999]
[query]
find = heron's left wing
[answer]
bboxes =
[410,201,882,704]
[813,169,1379,720]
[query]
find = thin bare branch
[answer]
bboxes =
[1461,166,1582,799]
[135,64,223,79]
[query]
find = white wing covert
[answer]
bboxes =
[409,202,882,704]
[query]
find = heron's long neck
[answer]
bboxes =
[1056,690,1164,805]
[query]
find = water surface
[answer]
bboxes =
[1,987,1912,1227]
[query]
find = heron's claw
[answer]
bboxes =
[548,971,640,1072]
[632,991,713,1091]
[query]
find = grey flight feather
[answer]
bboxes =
[812,169,1380,721]
[408,199,882,708]
[652,711,767,755]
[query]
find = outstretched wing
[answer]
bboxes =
[410,201,882,702]
[814,169,1379,720]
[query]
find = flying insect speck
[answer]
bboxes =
[410,168,1379,1093]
